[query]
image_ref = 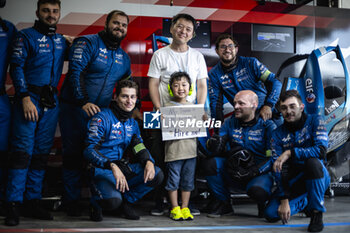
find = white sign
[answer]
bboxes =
[160,104,209,141]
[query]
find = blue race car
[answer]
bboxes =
[278,45,350,196]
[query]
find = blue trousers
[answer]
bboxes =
[265,158,330,220]
[90,163,162,209]
[6,95,59,202]
[205,157,273,202]
[0,94,11,201]
[59,102,90,203]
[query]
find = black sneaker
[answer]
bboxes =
[207,201,234,218]
[122,201,140,220]
[22,199,53,220]
[5,202,20,226]
[90,205,103,222]
[188,203,200,216]
[66,201,82,217]
[308,211,324,232]
[201,196,219,213]
[150,201,165,216]
[257,203,265,218]
[0,201,6,217]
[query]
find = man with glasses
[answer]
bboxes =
[208,33,282,123]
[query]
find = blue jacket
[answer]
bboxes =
[270,114,328,198]
[10,27,66,97]
[60,34,131,107]
[0,19,17,90]
[219,116,277,172]
[84,108,154,169]
[271,114,328,164]
[208,57,282,120]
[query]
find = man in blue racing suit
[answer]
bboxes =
[265,90,330,233]
[5,0,67,226]
[208,33,282,123]
[59,10,131,216]
[203,90,276,218]
[84,80,163,221]
[0,0,17,215]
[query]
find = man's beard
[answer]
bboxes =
[39,16,58,27]
[221,54,236,66]
[106,28,125,43]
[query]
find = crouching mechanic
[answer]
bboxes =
[203,90,276,218]
[265,90,330,232]
[84,80,164,221]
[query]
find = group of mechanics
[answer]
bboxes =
[0,0,330,232]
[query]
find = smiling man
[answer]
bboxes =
[5,0,68,226]
[208,33,282,123]
[204,90,276,218]
[147,13,208,216]
[59,10,132,216]
[84,80,163,221]
[265,90,330,232]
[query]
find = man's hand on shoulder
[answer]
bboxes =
[63,35,75,46]
[82,102,101,117]
[260,105,272,121]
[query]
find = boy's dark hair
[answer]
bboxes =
[37,0,61,10]
[105,10,129,28]
[215,33,238,50]
[115,79,139,97]
[171,13,197,31]
[279,90,303,105]
[169,71,191,91]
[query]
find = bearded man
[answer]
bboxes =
[59,10,132,216]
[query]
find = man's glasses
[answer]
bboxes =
[219,44,236,50]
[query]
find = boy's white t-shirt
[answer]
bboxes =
[147,45,208,107]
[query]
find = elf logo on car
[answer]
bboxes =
[305,78,316,103]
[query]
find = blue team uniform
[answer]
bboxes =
[84,107,162,209]
[204,116,276,202]
[208,57,282,121]
[6,25,67,202]
[0,19,17,200]
[265,114,330,221]
[59,33,131,203]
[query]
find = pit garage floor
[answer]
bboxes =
[0,195,349,233]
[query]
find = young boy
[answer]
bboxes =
[164,71,197,221]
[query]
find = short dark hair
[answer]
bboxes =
[115,79,139,97]
[37,0,61,10]
[169,71,191,91]
[171,13,197,31]
[279,90,303,105]
[215,33,238,50]
[105,10,129,28]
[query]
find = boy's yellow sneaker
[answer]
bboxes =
[170,206,184,221]
[181,207,194,220]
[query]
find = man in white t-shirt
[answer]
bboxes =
[148,13,208,216]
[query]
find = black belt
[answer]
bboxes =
[28,84,57,95]
[0,87,6,96]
